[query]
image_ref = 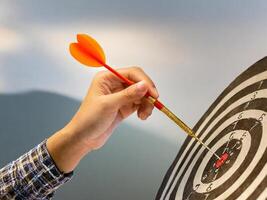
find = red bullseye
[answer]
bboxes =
[215,152,229,168]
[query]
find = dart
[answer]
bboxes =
[69,33,221,160]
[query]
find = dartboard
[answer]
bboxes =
[156,57,267,200]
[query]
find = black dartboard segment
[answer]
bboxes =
[156,57,267,200]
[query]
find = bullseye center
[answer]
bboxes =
[215,152,229,168]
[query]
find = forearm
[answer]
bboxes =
[46,125,91,173]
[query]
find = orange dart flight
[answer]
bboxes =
[70,34,105,67]
[70,34,133,85]
[69,33,221,160]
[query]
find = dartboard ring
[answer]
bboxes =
[156,57,267,200]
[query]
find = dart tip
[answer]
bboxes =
[214,153,221,160]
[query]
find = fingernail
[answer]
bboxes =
[140,113,147,120]
[136,81,146,92]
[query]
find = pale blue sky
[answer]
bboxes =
[1,0,267,144]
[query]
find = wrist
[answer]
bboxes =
[64,119,97,151]
[46,126,92,173]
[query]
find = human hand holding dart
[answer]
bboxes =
[69,34,221,160]
[69,34,163,109]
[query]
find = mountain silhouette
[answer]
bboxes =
[0,91,177,200]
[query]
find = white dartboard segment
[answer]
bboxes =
[156,57,267,200]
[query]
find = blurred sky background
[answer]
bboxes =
[1,0,267,145]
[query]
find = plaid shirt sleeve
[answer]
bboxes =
[0,140,73,200]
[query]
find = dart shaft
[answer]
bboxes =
[147,96,220,159]
[161,106,220,159]
[101,63,220,159]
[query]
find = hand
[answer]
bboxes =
[66,67,159,150]
[47,67,159,172]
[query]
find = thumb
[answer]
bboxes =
[109,81,148,106]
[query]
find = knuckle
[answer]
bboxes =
[132,66,143,72]
[95,71,107,79]
[125,87,135,99]
[94,73,103,82]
